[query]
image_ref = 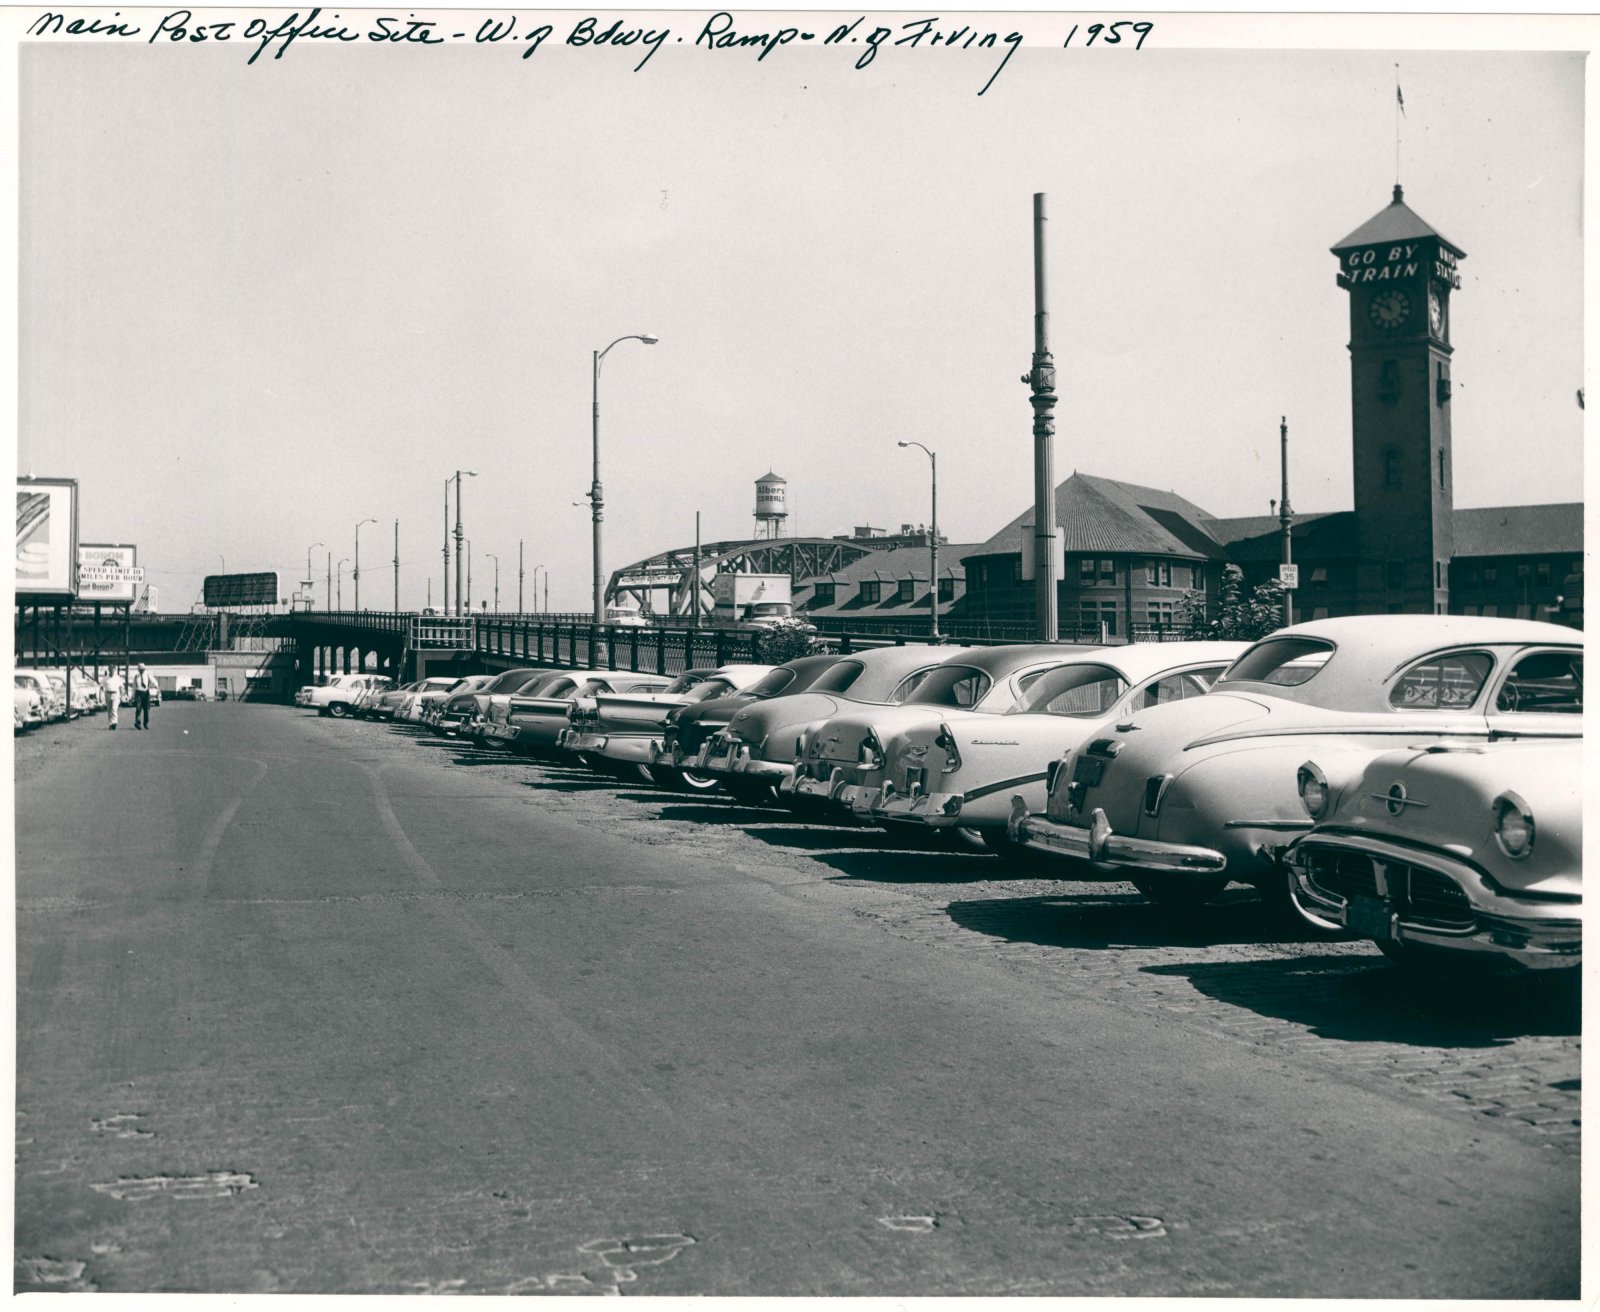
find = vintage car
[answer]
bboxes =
[1285,738,1581,972]
[418,674,498,728]
[433,667,544,735]
[483,670,674,754]
[862,641,1246,849]
[394,676,472,723]
[15,671,63,722]
[364,679,424,719]
[14,678,44,730]
[648,653,846,792]
[1008,616,1583,911]
[698,645,977,805]
[562,665,774,778]
[785,644,1085,818]
[296,672,394,717]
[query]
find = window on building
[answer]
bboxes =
[1385,560,1404,590]
[1010,558,1022,584]
[897,579,916,604]
[1516,563,1531,581]
[1495,651,1583,714]
[1078,600,1118,637]
[1484,566,1498,585]
[1435,561,1443,589]
[1463,564,1479,586]
[1310,566,1328,587]
[937,577,955,602]
[859,580,881,604]
[1311,607,1330,620]
[811,583,835,607]
[1389,651,1493,709]
[1382,445,1401,486]
[1146,602,1175,629]
[1145,560,1173,587]
[1078,557,1095,583]
[1099,559,1116,583]
[1481,604,1498,617]
[1537,562,1552,587]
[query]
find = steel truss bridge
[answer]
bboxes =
[606,536,881,617]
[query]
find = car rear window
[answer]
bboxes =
[1015,664,1127,718]
[685,679,737,703]
[663,673,707,695]
[1389,651,1493,710]
[904,665,992,709]
[1494,651,1582,714]
[746,668,797,698]
[810,661,865,693]
[1136,667,1226,709]
[1220,638,1335,688]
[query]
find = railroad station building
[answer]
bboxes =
[955,185,1583,636]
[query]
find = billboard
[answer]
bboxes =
[16,477,79,599]
[203,571,280,608]
[77,543,144,605]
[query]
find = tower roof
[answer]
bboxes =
[756,471,787,484]
[1331,185,1464,258]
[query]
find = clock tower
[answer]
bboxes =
[1332,184,1464,614]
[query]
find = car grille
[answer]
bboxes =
[1300,844,1474,929]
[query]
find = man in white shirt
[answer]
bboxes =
[103,671,121,729]
[132,663,156,730]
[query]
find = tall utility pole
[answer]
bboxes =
[592,333,659,627]
[442,477,451,616]
[466,540,472,612]
[488,552,500,613]
[899,442,940,639]
[354,517,376,612]
[1279,415,1294,628]
[453,471,477,616]
[1025,192,1059,641]
[326,551,332,613]
[392,519,399,613]
[518,540,524,613]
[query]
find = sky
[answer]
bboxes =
[13,13,1590,613]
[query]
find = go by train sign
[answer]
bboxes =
[1336,239,1462,291]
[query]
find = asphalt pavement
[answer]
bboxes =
[14,702,1581,1296]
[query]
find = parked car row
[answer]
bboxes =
[310,616,1582,975]
[14,667,122,731]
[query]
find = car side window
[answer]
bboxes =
[1389,651,1493,710]
[1494,651,1582,714]
[1138,666,1225,709]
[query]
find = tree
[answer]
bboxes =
[754,618,828,663]
[1175,566,1287,641]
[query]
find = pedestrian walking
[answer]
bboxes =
[132,663,155,730]
[103,671,120,730]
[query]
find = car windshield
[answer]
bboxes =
[809,661,865,694]
[685,679,737,703]
[1013,664,1128,717]
[904,664,993,709]
[1219,637,1336,688]
[662,673,708,695]
[746,668,798,698]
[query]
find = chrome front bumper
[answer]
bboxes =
[1007,798,1228,874]
[1287,833,1582,971]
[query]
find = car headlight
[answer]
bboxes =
[1297,762,1330,820]
[1494,792,1535,860]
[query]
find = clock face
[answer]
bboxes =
[1428,287,1446,335]
[1369,289,1412,330]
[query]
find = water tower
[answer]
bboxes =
[753,472,788,540]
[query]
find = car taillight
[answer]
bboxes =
[933,723,961,773]
[858,733,884,770]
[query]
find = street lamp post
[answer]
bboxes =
[591,333,659,627]
[354,517,377,612]
[307,541,324,611]
[898,441,940,639]
[487,552,500,613]
[442,477,452,615]
[336,558,349,610]
[531,565,545,613]
[518,540,524,613]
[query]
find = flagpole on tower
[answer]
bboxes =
[1394,64,1405,186]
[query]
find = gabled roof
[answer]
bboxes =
[1452,503,1582,558]
[969,473,1228,561]
[1331,185,1464,257]
[1213,511,1359,562]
